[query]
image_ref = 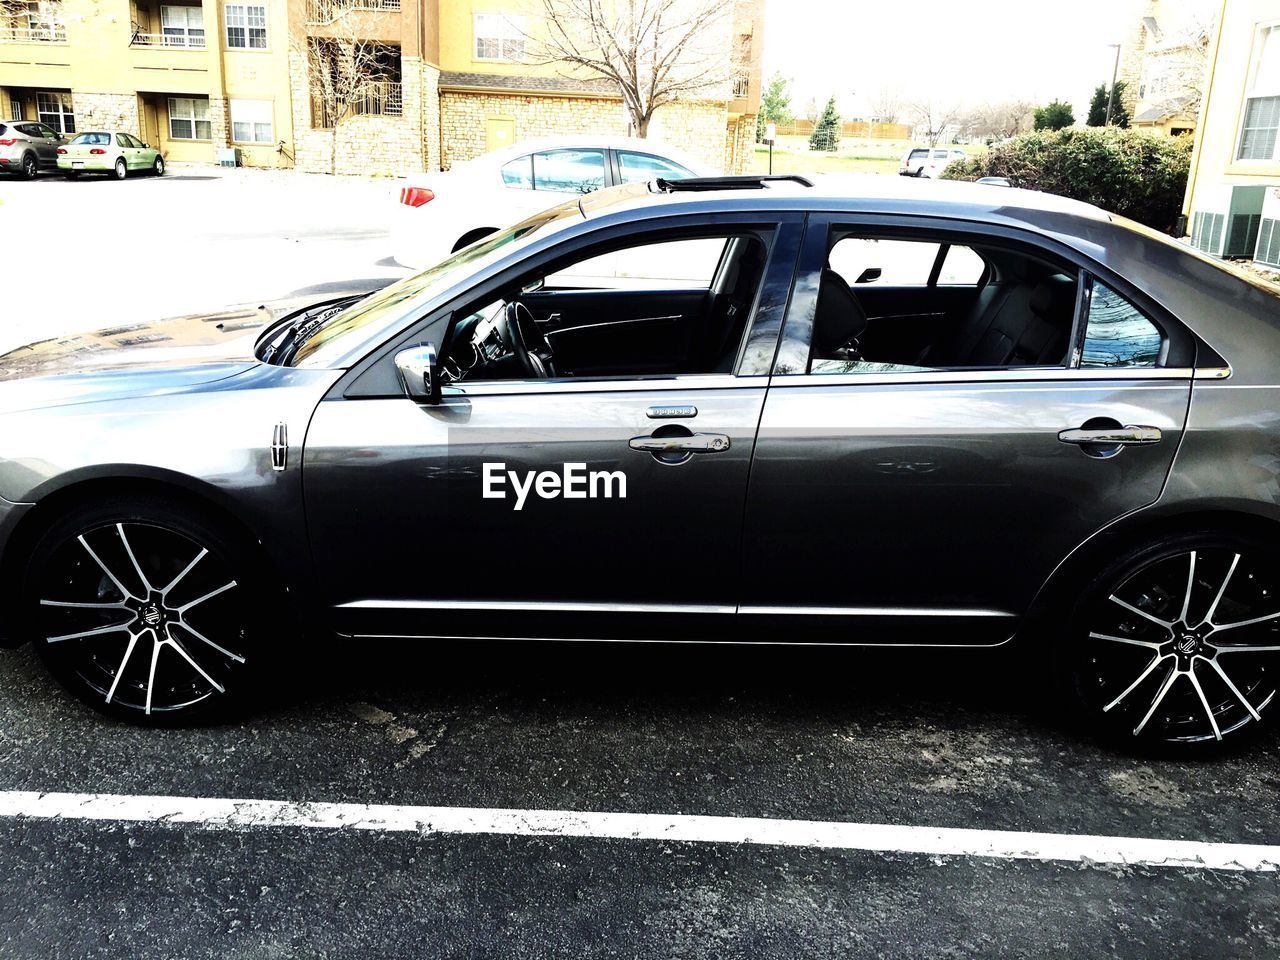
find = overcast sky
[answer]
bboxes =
[760,0,1184,122]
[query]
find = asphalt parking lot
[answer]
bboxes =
[2,636,1279,957]
[3,164,1280,958]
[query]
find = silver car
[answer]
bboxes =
[0,174,1278,754]
[0,119,67,179]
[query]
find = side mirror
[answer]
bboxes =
[855,267,882,284]
[393,342,441,404]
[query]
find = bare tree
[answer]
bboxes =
[961,99,1035,142]
[869,85,901,125]
[910,99,961,147]
[530,0,741,138]
[298,1,399,173]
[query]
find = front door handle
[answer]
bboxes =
[629,432,730,453]
[1058,425,1162,446]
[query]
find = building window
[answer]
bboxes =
[9,97,22,120]
[161,5,205,47]
[168,96,211,139]
[225,3,266,49]
[230,99,273,143]
[473,13,524,61]
[1240,23,1280,160]
[35,91,73,133]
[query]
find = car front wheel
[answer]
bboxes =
[113,158,127,180]
[153,156,165,176]
[23,497,271,724]
[1064,532,1280,752]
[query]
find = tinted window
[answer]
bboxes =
[932,150,949,159]
[829,237,942,286]
[531,149,607,193]
[70,132,111,145]
[500,155,533,189]
[1080,280,1163,368]
[116,134,129,147]
[16,124,40,137]
[128,134,146,148]
[617,151,693,183]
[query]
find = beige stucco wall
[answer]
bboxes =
[1184,0,1280,218]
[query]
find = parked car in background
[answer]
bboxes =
[900,146,968,178]
[0,120,67,179]
[389,135,710,269]
[57,131,165,180]
[977,176,1013,187]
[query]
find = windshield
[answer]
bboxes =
[289,203,582,369]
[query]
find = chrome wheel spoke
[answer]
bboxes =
[1202,552,1240,627]
[175,580,237,615]
[40,599,129,610]
[160,547,207,597]
[78,535,140,602]
[1104,654,1167,712]
[116,523,154,594]
[144,634,161,716]
[1178,550,1197,624]
[105,629,145,704]
[1108,594,1173,629]
[1206,657,1262,722]
[46,622,133,643]
[1211,611,1280,633]
[1089,631,1164,651]
[172,621,245,664]
[1186,664,1222,741]
[1214,643,1280,653]
[1133,664,1180,736]
[164,630,225,694]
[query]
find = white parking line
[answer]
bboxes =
[1,790,1277,872]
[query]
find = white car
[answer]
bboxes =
[899,146,968,178]
[390,135,711,269]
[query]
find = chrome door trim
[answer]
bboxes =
[337,599,738,615]
[337,632,1017,649]
[1193,366,1232,380]
[768,368,1196,389]
[738,605,1016,618]
[442,374,767,397]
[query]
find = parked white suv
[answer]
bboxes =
[389,135,710,269]
[899,146,968,178]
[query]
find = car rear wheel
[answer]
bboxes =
[113,158,127,180]
[1063,532,1280,752]
[23,497,271,724]
[153,156,165,176]
[20,153,36,180]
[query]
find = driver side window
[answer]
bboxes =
[442,230,773,384]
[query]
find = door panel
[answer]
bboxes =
[739,377,1191,645]
[304,382,766,640]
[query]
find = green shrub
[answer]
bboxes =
[941,127,1192,232]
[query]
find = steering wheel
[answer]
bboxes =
[501,301,557,378]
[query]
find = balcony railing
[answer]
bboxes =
[306,0,400,24]
[310,81,403,128]
[732,75,750,98]
[0,23,67,43]
[130,31,207,48]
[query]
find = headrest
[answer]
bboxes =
[814,268,870,353]
[1030,277,1076,321]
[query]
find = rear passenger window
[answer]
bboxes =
[828,237,940,286]
[1080,280,1163,368]
[500,155,533,189]
[937,245,985,285]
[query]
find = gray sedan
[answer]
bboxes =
[0,174,1277,753]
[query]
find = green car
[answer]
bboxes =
[57,130,164,180]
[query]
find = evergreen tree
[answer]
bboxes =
[1033,99,1075,131]
[809,96,841,152]
[755,72,793,141]
[1087,81,1130,127]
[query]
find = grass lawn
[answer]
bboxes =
[750,135,987,177]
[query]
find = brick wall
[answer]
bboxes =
[647,100,730,172]
[724,114,755,174]
[74,92,141,133]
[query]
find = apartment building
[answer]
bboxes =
[1181,0,1280,266]
[1119,0,1214,137]
[1,0,762,175]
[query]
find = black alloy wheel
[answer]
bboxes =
[1068,535,1280,750]
[26,499,266,723]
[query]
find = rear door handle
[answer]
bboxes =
[1058,425,1162,446]
[629,433,730,453]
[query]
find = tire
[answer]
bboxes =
[21,495,278,725]
[153,155,165,176]
[1059,531,1280,754]
[19,152,37,180]
[63,171,79,180]
[113,158,127,180]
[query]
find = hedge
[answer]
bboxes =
[940,127,1192,232]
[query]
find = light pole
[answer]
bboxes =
[1105,43,1122,126]
[765,122,776,174]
